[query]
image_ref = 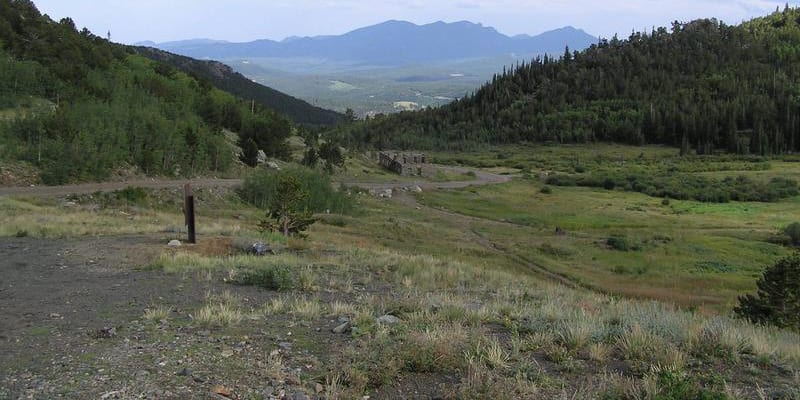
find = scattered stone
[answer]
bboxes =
[89,327,117,339]
[266,161,281,170]
[376,315,401,325]
[278,342,292,351]
[177,368,192,377]
[100,390,123,399]
[167,240,182,247]
[197,330,211,337]
[60,201,77,208]
[257,150,268,165]
[411,185,423,193]
[292,392,310,400]
[250,242,274,256]
[315,383,324,394]
[332,321,351,334]
[211,385,232,398]
[49,313,61,319]
[374,188,393,198]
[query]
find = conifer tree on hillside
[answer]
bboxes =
[735,254,800,330]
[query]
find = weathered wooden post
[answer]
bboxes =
[184,183,196,244]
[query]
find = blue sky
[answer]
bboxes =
[33,0,794,44]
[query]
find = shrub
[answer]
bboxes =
[540,185,553,194]
[233,265,294,291]
[784,222,800,246]
[238,166,355,215]
[115,186,148,204]
[734,253,800,330]
[606,235,639,251]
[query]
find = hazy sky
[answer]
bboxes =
[33,0,794,44]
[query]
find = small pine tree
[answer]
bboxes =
[301,146,319,168]
[734,253,800,330]
[318,141,344,173]
[259,174,316,236]
[241,137,259,167]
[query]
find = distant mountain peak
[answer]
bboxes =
[146,21,598,65]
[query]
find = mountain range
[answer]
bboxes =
[140,20,597,65]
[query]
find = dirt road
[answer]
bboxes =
[0,165,511,197]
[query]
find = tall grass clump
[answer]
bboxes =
[238,166,356,215]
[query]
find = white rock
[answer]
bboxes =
[376,315,401,325]
[167,240,182,247]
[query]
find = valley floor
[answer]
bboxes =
[1,149,800,399]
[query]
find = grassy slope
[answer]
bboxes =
[2,146,799,397]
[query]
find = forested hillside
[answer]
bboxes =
[334,7,800,154]
[0,1,298,184]
[133,47,342,126]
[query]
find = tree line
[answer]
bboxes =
[331,6,800,155]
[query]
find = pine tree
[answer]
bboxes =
[734,253,800,330]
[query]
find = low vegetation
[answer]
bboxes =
[152,246,799,398]
[546,172,798,203]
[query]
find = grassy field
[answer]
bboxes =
[420,144,800,311]
[2,145,799,397]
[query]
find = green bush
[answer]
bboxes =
[735,253,800,330]
[606,235,640,251]
[115,186,148,204]
[540,185,553,194]
[784,222,800,246]
[547,172,798,203]
[238,166,355,215]
[233,265,293,291]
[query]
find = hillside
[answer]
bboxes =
[146,21,598,65]
[0,1,302,184]
[132,46,342,126]
[333,8,800,154]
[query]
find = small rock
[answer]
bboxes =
[167,240,182,247]
[376,315,401,325]
[412,185,423,193]
[49,313,61,319]
[60,201,77,208]
[197,330,211,337]
[177,368,192,377]
[332,321,351,334]
[89,327,117,339]
[211,385,232,398]
[250,242,274,256]
[278,342,292,351]
[292,392,309,400]
[262,386,274,396]
[315,383,324,393]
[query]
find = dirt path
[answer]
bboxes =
[0,165,510,198]
[392,191,591,291]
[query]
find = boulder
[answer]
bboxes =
[250,242,274,256]
[167,240,182,247]
[376,315,401,325]
[332,321,351,334]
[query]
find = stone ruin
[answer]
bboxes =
[378,151,427,176]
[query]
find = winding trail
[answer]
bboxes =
[0,165,509,197]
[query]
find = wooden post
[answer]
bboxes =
[184,183,196,244]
